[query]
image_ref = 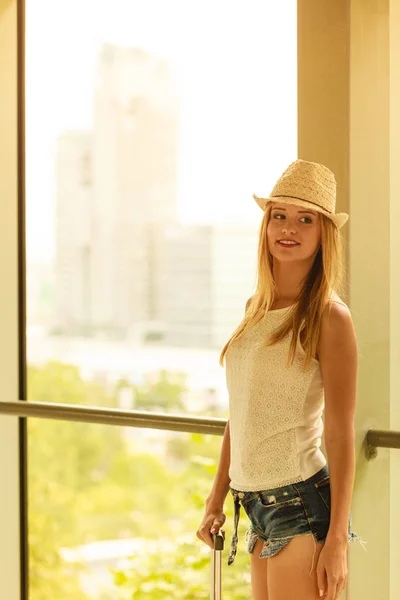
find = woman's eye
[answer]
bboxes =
[272,213,314,223]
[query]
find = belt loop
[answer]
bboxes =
[228,493,241,565]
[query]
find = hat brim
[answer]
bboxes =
[253,194,349,230]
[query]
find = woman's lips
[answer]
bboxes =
[277,240,300,248]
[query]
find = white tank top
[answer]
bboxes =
[225,306,327,491]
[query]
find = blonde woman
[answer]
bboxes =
[196,160,366,600]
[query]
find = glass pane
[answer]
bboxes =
[28,412,250,599]
[26,0,297,414]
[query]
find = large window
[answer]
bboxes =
[26,1,297,597]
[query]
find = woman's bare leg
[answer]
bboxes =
[250,539,269,600]
[267,534,325,600]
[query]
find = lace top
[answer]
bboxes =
[225,306,326,491]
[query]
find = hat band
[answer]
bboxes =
[270,194,333,215]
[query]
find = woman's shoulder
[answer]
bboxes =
[318,294,358,358]
[245,295,254,312]
[324,293,350,313]
[321,293,354,330]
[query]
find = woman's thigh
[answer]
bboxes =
[267,534,324,600]
[250,538,269,600]
[250,534,324,600]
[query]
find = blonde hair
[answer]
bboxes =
[219,204,344,370]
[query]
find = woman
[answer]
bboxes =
[196,159,366,600]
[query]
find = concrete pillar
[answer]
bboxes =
[298,1,400,598]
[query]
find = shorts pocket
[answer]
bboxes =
[257,492,302,509]
[314,476,331,512]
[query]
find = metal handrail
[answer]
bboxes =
[366,429,400,449]
[365,428,400,459]
[0,402,399,460]
[0,400,227,435]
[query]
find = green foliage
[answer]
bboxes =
[124,369,188,412]
[28,362,131,599]
[112,537,250,600]
[112,432,251,599]
[28,362,251,600]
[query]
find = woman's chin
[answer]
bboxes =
[271,251,303,262]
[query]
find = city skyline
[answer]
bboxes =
[26,0,297,263]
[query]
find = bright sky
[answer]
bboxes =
[25,0,297,263]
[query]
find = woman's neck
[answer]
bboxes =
[272,258,312,302]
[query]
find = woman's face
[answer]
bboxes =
[267,202,322,263]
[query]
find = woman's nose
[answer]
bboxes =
[282,222,297,234]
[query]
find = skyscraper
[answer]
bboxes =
[164,223,258,348]
[91,44,179,337]
[55,44,180,338]
[55,131,94,335]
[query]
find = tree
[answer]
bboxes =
[131,369,187,412]
[28,362,252,600]
[112,432,251,599]
[28,361,128,600]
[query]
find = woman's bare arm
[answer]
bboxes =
[318,302,358,543]
[206,420,231,510]
[197,297,247,547]
[196,421,231,548]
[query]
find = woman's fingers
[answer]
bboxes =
[196,512,226,548]
[210,516,225,535]
[316,564,327,598]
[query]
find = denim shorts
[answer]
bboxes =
[228,465,367,571]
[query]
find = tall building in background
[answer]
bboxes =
[91,44,179,338]
[27,262,56,333]
[55,44,179,338]
[164,224,259,348]
[55,131,94,335]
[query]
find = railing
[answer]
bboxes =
[0,400,227,435]
[365,428,400,459]
[0,401,399,460]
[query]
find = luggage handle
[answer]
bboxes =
[210,532,224,600]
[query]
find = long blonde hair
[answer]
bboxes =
[219,204,344,370]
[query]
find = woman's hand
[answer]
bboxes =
[316,538,348,599]
[196,506,226,549]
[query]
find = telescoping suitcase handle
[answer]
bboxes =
[210,532,224,600]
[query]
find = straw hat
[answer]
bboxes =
[253,159,349,229]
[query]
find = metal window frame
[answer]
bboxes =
[17,0,28,599]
